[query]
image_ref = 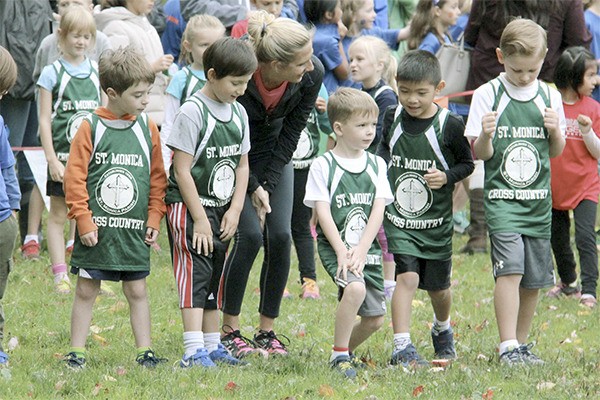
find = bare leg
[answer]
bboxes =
[26,185,44,237]
[70,277,101,348]
[181,308,203,332]
[516,287,539,344]
[203,309,220,333]
[334,282,365,348]
[348,315,384,352]
[259,314,275,332]
[47,196,67,267]
[391,272,419,333]
[122,279,151,348]
[494,274,522,342]
[222,313,240,334]
[428,288,452,322]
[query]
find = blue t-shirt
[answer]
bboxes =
[585,9,600,103]
[161,0,185,63]
[0,117,20,222]
[166,67,206,100]
[37,57,93,92]
[418,32,451,55]
[313,23,344,94]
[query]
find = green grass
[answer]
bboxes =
[1,227,598,399]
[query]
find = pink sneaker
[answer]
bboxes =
[21,240,40,260]
[580,296,597,308]
[253,330,289,356]
[546,281,581,298]
[300,278,320,299]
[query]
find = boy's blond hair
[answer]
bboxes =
[500,18,547,59]
[0,46,17,94]
[58,5,97,52]
[98,46,155,94]
[327,87,378,130]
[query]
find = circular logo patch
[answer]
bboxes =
[343,207,368,247]
[66,111,90,143]
[209,159,236,200]
[293,128,313,161]
[501,141,540,188]
[95,167,138,215]
[393,172,432,218]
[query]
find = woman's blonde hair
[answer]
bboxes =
[58,6,97,53]
[179,14,226,66]
[247,10,312,64]
[348,35,398,94]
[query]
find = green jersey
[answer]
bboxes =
[383,106,455,259]
[316,151,383,290]
[50,59,101,163]
[71,113,153,271]
[165,95,246,207]
[180,66,206,105]
[484,79,552,238]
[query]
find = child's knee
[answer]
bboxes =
[75,278,101,300]
[397,272,419,289]
[428,288,452,302]
[343,281,367,300]
[122,279,148,302]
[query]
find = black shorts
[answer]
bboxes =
[70,266,149,282]
[394,253,452,291]
[46,180,65,197]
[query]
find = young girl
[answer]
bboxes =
[348,35,398,298]
[231,0,290,39]
[305,0,349,94]
[161,15,226,171]
[408,0,461,53]
[548,46,600,308]
[37,6,103,294]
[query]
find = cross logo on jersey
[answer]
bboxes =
[343,207,368,247]
[96,167,138,215]
[66,111,91,143]
[501,140,540,188]
[209,159,236,201]
[393,171,432,218]
[293,127,313,161]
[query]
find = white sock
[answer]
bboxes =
[384,279,396,289]
[393,333,411,351]
[330,349,349,363]
[498,339,519,355]
[204,332,220,353]
[66,239,74,249]
[24,235,38,244]
[432,316,451,334]
[183,331,204,358]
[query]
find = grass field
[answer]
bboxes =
[1,226,598,399]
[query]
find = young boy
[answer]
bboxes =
[63,46,168,369]
[165,37,257,367]
[304,87,393,379]
[0,46,21,367]
[379,50,474,367]
[466,19,566,365]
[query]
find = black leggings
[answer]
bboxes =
[291,168,316,281]
[220,163,293,318]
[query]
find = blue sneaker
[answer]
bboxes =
[179,348,216,368]
[431,327,456,359]
[209,344,246,366]
[0,350,9,365]
[330,355,357,379]
[390,344,428,368]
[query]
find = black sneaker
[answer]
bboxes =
[221,325,267,359]
[431,327,457,359]
[64,352,86,370]
[390,343,428,367]
[136,349,167,368]
[253,330,289,356]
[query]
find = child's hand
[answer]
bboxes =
[251,186,271,231]
[335,248,350,282]
[346,246,367,278]
[337,20,348,39]
[144,227,159,245]
[48,159,65,182]
[219,208,241,241]
[424,168,447,189]
[80,230,98,247]
[152,54,174,73]
[315,97,327,113]
[481,111,498,139]
[544,108,559,133]
[577,114,593,135]
[192,218,213,256]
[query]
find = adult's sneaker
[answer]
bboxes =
[546,281,581,298]
[209,343,246,366]
[64,352,86,370]
[330,355,357,379]
[390,343,428,367]
[136,349,167,368]
[221,325,267,359]
[21,240,40,260]
[580,295,597,308]
[254,330,289,356]
[179,348,216,368]
[431,327,457,359]
[301,278,320,299]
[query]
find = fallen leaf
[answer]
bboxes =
[475,319,489,333]
[92,383,102,396]
[482,389,494,399]
[116,367,127,376]
[103,375,117,382]
[536,382,556,391]
[547,305,558,310]
[412,300,425,308]
[55,380,66,390]
[92,333,108,346]
[109,301,127,313]
[476,353,488,361]
[412,385,424,397]
[318,384,335,397]
[7,337,18,351]
[539,322,549,331]
[225,381,238,392]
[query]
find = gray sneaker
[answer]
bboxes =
[431,327,456,359]
[518,343,544,365]
[499,346,523,366]
[390,343,428,367]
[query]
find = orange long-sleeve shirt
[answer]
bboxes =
[64,107,167,236]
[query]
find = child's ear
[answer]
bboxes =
[435,80,446,94]
[182,39,192,52]
[324,10,333,22]
[333,121,343,135]
[105,87,118,99]
[495,48,505,65]
[206,68,217,81]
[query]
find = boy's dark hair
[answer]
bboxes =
[203,37,258,79]
[98,46,155,94]
[554,46,597,93]
[0,46,18,94]
[304,0,338,24]
[396,50,441,86]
